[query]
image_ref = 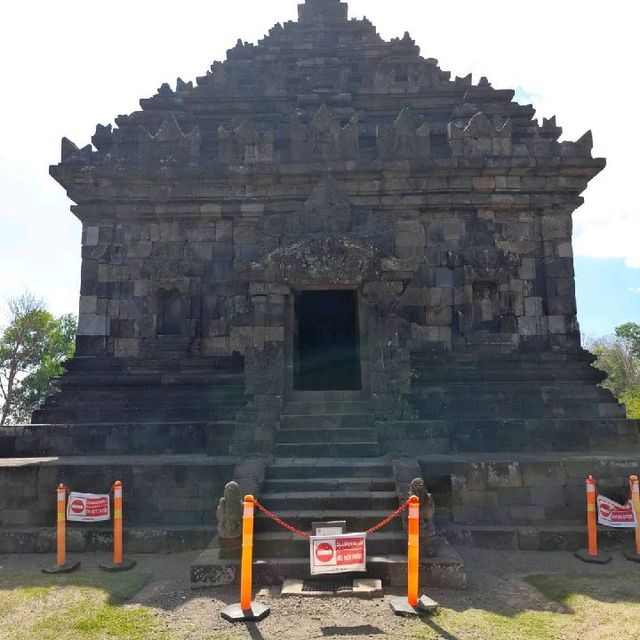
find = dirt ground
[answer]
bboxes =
[1,545,640,640]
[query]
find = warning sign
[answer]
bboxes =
[597,495,637,528]
[310,533,366,575]
[66,492,111,522]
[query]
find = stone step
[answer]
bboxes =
[280,414,374,429]
[274,442,381,458]
[191,537,466,589]
[258,491,397,511]
[261,477,395,493]
[289,390,367,402]
[282,401,371,416]
[277,428,378,444]
[254,508,402,533]
[443,522,632,552]
[3,421,238,456]
[267,460,390,479]
[0,525,213,554]
[251,531,405,558]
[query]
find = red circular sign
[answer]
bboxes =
[315,542,334,563]
[70,499,84,514]
[599,502,612,517]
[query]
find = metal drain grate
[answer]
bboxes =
[301,577,352,593]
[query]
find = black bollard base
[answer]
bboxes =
[42,561,81,574]
[389,595,439,617]
[624,550,640,563]
[574,549,612,564]
[221,602,270,623]
[98,558,137,572]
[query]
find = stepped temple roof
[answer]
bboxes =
[52,0,603,196]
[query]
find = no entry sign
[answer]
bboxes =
[66,492,111,522]
[597,495,637,528]
[310,533,366,575]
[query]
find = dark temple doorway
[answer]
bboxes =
[294,290,361,391]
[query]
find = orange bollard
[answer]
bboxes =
[587,475,598,556]
[407,494,420,607]
[221,495,270,622]
[240,494,255,610]
[625,475,640,562]
[42,484,80,574]
[575,475,611,564]
[114,480,123,565]
[99,481,136,572]
[57,484,67,568]
[390,495,438,616]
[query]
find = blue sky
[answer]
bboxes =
[0,0,638,338]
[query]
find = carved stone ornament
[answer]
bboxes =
[256,235,379,286]
[216,481,242,539]
[299,176,352,233]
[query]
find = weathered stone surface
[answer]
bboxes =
[0,0,634,556]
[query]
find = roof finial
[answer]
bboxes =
[298,0,348,23]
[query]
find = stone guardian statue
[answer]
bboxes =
[409,477,436,538]
[216,481,242,539]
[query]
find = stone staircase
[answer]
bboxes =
[191,395,466,589]
[275,391,380,458]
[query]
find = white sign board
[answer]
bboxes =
[66,492,111,522]
[309,533,366,575]
[597,495,637,528]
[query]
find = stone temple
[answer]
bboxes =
[1,0,638,585]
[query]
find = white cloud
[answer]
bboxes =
[629,287,640,295]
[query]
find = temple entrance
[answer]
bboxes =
[294,290,361,390]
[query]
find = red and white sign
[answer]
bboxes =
[597,495,637,528]
[66,492,111,522]
[310,533,366,575]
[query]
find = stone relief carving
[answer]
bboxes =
[291,104,359,161]
[255,235,379,286]
[218,120,274,164]
[448,111,512,157]
[216,481,242,539]
[138,113,201,165]
[377,108,430,159]
[298,177,352,233]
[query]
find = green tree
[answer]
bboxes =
[616,322,640,358]
[588,322,640,419]
[0,293,76,425]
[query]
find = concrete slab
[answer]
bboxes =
[389,595,439,616]
[280,577,383,598]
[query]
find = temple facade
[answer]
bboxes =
[2,0,638,566]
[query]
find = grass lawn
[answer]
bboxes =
[0,570,165,640]
[415,574,640,640]
[1,562,639,639]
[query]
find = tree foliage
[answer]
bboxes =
[588,322,640,419]
[0,293,76,425]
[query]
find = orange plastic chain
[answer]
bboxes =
[252,497,413,539]
[253,499,311,539]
